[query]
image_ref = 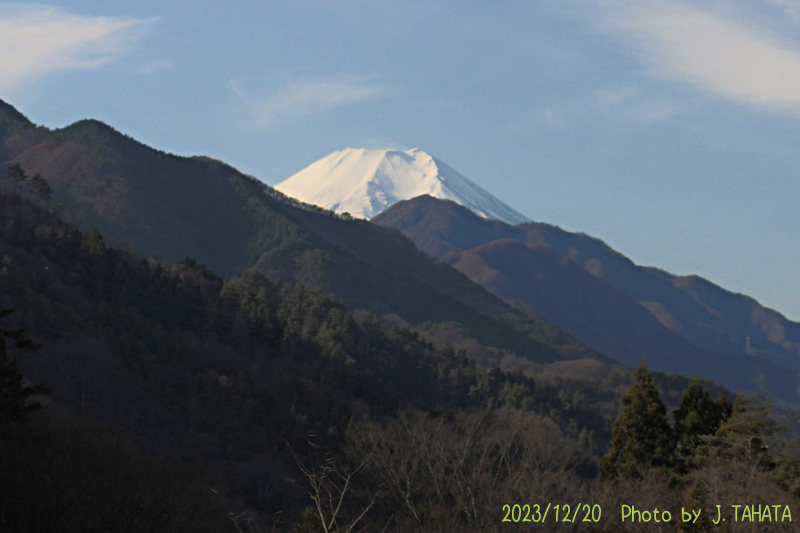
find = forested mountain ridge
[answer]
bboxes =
[4,188,800,532]
[374,194,800,362]
[0,99,604,368]
[374,195,800,399]
[0,183,620,529]
[5,103,800,531]
[3,98,798,400]
[0,99,31,140]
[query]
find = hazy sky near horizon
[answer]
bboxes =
[3,1,800,320]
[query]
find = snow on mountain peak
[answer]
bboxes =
[274,148,531,224]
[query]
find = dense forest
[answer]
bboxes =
[3,169,800,532]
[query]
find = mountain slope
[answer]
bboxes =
[442,238,707,370]
[374,195,800,397]
[3,117,276,279]
[0,99,31,143]
[1,187,623,523]
[275,148,531,224]
[0,99,600,366]
[375,196,800,364]
[6,99,796,398]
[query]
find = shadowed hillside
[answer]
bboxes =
[4,98,798,399]
[375,195,800,399]
[6,102,800,531]
[0,185,621,527]
[0,99,605,369]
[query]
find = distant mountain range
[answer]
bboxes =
[275,148,531,224]
[374,196,800,373]
[2,98,799,400]
[0,99,593,369]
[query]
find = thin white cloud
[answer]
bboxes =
[137,60,173,76]
[0,4,155,93]
[596,86,640,107]
[416,98,464,110]
[592,0,800,113]
[595,86,682,125]
[763,0,800,21]
[540,107,568,130]
[231,75,384,128]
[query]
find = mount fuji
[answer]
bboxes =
[274,148,531,225]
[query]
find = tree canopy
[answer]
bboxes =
[600,363,673,479]
[0,308,50,426]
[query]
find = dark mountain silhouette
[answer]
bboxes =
[2,185,622,526]
[0,99,31,142]
[3,98,797,399]
[0,99,598,366]
[442,238,699,369]
[374,195,800,397]
[4,182,759,531]
[4,102,800,531]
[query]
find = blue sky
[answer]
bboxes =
[3,0,800,320]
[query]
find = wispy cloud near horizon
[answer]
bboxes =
[586,0,800,114]
[0,4,156,94]
[230,75,384,128]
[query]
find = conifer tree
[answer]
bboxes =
[84,228,107,256]
[7,162,27,193]
[27,172,52,206]
[697,395,778,478]
[673,379,732,469]
[599,362,673,479]
[0,309,51,426]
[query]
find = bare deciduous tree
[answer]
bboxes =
[347,408,590,532]
[291,433,386,533]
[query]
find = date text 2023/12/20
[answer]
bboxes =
[501,503,601,524]
[501,503,792,525]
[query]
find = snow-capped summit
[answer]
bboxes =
[274,148,531,224]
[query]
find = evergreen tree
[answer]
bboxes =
[771,439,800,497]
[697,395,778,478]
[7,162,27,193]
[0,309,51,426]
[673,379,732,469]
[599,362,673,479]
[84,228,107,256]
[27,172,52,206]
